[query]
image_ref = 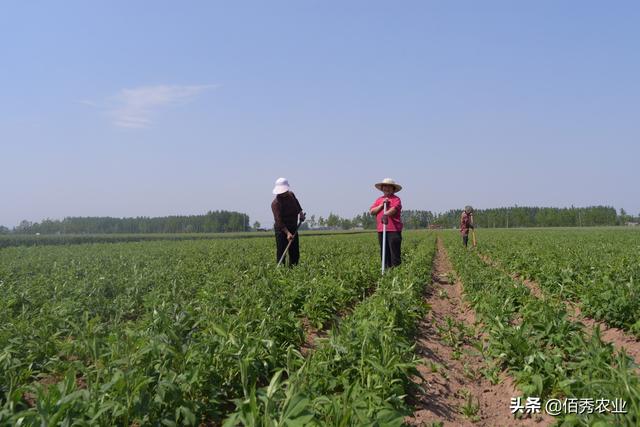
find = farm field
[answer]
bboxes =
[0,229,374,250]
[0,231,435,425]
[474,228,640,334]
[439,228,640,426]
[1,228,639,425]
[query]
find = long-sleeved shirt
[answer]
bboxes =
[460,212,474,235]
[272,192,302,233]
[370,195,403,232]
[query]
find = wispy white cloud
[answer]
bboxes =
[106,84,217,129]
[76,99,101,108]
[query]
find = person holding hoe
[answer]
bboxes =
[460,205,476,248]
[272,177,305,266]
[370,178,403,271]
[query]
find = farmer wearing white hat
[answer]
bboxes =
[271,178,305,266]
[370,178,403,268]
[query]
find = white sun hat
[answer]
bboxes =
[375,178,402,192]
[272,177,291,195]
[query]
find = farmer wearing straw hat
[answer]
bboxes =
[271,178,305,266]
[460,205,475,248]
[370,178,403,269]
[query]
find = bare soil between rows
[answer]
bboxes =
[406,238,550,427]
[300,316,330,357]
[569,304,640,370]
[299,280,378,357]
[478,251,640,370]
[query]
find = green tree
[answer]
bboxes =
[620,208,628,224]
[326,213,341,229]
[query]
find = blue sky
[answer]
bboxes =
[1,1,638,228]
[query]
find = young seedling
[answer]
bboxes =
[463,362,478,380]
[459,392,481,422]
[481,365,501,385]
[439,368,449,380]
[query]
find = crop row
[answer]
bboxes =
[224,232,437,425]
[0,235,379,425]
[475,228,640,335]
[0,230,379,250]
[0,233,244,249]
[443,231,640,426]
[0,233,389,425]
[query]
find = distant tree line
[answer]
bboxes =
[301,206,629,230]
[431,205,620,228]
[10,211,250,234]
[299,210,435,230]
[2,206,636,235]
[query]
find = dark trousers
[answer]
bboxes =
[378,231,401,268]
[275,229,299,266]
[462,233,469,247]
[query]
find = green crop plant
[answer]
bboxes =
[0,230,437,425]
[223,233,437,425]
[442,230,640,426]
[459,393,481,422]
[475,228,640,334]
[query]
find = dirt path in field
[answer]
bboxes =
[478,252,640,371]
[300,280,379,356]
[478,253,545,299]
[300,317,330,357]
[569,304,640,370]
[406,238,550,427]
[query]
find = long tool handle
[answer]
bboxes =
[278,239,294,266]
[472,228,477,247]
[381,200,388,274]
[277,220,303,266]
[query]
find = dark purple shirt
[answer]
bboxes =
[272,192,302,233]
[460,212,473,235]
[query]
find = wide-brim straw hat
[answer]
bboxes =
[273,177,291,195]
[374,178,402,192]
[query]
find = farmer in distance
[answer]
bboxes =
[271,177,305,266]
[460,205,475,248]
[370,178,403,268]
